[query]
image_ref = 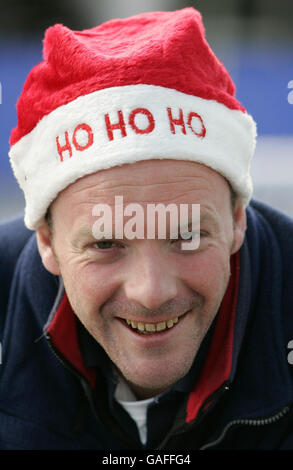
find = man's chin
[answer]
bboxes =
[116,360,193,399]
[123,376,178,400]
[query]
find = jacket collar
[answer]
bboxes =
[185,251,242,422]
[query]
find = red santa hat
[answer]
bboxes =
[9,7,257,229]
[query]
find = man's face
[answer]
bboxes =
[37,160,246,398]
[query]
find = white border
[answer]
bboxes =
[9,84,257,229]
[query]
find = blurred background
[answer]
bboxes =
[0,0,292,223]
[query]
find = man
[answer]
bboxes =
[0,7,293,450]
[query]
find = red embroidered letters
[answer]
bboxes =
[56,107,206,162]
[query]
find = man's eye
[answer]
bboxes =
[171,231,200,242]
[94,240,116,250]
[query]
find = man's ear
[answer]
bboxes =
[36,223,61,275]
[231,200,247,255]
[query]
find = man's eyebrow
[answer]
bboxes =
[152,209,220,237]
[179,211,219,226]
[199,212,219,225]
[71,227,91,245]
[173,212,218,234]
[72,210,219,243]
[199,212,221,233]
[72,225,113,244]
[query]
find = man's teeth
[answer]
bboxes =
[125,317,179,333]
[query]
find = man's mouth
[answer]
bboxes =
[122,316,179,334]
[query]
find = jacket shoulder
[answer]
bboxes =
[0,215,32,266]
[246,199,293,258]
[0,216,32,331]
[247,199,293,344]
[249,199,293,235]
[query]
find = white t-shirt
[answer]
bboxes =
[114,373,157,445]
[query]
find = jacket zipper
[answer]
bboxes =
[44,331,141,448]
[45,332,107,433]
[200,405,291,450]
[45,332,81,379]
[157,381,231,449]
[45,332,291,450]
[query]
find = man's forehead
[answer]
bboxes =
[48,159,233,237]
[57,159,229,201]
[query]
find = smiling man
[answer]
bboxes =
[1,8,293,450]
[38,159,244,402]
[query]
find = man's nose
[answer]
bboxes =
[123,243,178,310]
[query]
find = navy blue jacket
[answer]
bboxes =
[0,200,293,450]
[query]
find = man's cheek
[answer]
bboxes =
[66,267,115,312]
[72,275,98,310]
[182,252,228,286]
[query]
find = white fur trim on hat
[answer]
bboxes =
[9,84,257,229]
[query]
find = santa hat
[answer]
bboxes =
[9,7,257,230]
